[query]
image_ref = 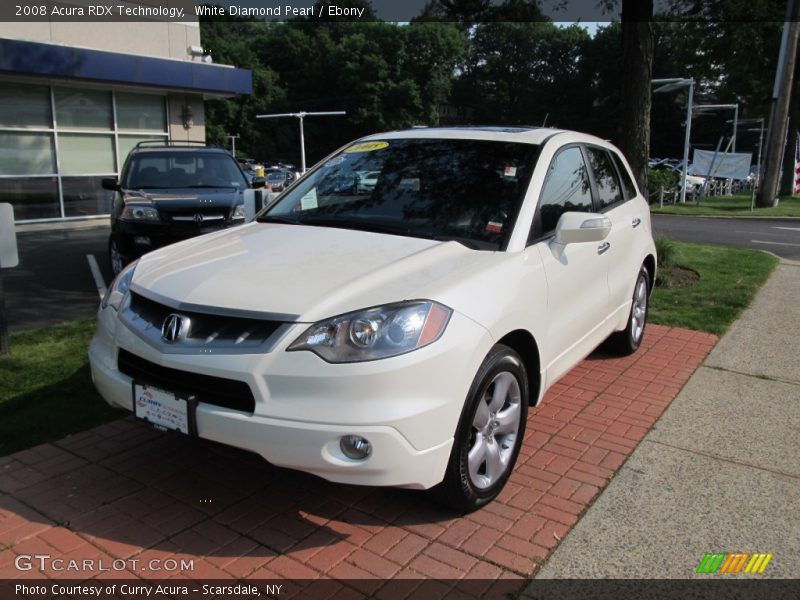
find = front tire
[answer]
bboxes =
[109,235,126,276]
[608,265,650,356]
[435,344,528,512]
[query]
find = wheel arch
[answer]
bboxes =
[496,329,542,406]
[643,253,656,294]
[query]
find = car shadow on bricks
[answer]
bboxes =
[0,325,717,580]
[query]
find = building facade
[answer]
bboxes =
[0,13,252,222]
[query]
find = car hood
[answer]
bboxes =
[131,223,499,322]
[122,188,243,211]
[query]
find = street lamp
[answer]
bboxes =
[653,77,695,204]
[226,133,240,159]
[256,111,346,173]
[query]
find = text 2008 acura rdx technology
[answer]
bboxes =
[89,127,657,510]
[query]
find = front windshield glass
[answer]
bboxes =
[259,138,538,249]
[123,151,247,189]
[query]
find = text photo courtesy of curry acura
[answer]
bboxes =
[90,127,656,511]
[103,141,265,275]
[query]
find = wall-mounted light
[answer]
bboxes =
[188,45,213,63]
[181,104,194,129]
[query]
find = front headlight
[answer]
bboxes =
[288,301,452,363]
[121,205,159,221]
[101,261,137,311]
[232,204,245,219]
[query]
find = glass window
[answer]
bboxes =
[123,151,247,189]
[261,139,539,250]
[0,177,59,220]
[116,93,167,132]
[58,134,116,174]
[54,88,112,130]
[587,147,622,210]
[62,177,115,217]
[536,146,593,237]
[0,84,52,129]
[611,151,638,199]
[0,132,56,175]
[118,135,166,167]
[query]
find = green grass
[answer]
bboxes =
[649,241,779,335]
[0,320,122,457]
[651,194,800,217]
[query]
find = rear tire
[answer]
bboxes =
[608,265,650,356]
[435,344,528,512]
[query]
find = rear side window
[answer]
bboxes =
[534,146,593,238]
[586,147,622,210]
[611,151,638,199]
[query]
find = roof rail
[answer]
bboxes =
[134,140,221,149]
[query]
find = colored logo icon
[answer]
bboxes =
[696,552,773,574]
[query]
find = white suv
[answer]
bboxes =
[90,127,656,511]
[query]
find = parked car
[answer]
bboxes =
[264,168,297,192]
[103,141,264,275]
[90,127,656,511]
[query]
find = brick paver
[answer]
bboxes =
[0,325,715,589]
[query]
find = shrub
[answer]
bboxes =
[648,168,680,198]
[655,234,679,269]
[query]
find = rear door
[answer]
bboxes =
[584,146,643,314]
[529,145,611,385]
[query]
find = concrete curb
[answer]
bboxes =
[16,218,108,234]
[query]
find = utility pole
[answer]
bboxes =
[226,134,240,159]
[256,111,346,173]
[758,2,800,207]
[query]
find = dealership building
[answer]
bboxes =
[0,12,252,222]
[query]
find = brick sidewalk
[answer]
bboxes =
[0,325,716,590]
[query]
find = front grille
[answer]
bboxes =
[123,293,284,353]
[118,349,256,414]
[162,207,230,234]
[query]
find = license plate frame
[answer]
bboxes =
[132,381,198,436]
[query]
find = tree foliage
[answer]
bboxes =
[200,0,784,169]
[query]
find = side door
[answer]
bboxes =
[529,145,611,385]
[584,146,642,315]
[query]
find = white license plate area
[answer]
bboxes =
[133,383,191,435]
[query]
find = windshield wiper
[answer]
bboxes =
[297,217,414,237]
[185,185,237,189]
[256,214,301,225]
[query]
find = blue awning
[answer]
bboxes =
[0,38,252,95]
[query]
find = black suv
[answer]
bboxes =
[102,141,264,274]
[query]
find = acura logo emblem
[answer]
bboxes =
[161,313,191,343]
[194,213,204,224]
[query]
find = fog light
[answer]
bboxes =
[133,236,151,245]
[340,435,372,460]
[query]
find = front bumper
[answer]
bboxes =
[114,219,243,260]
[89,304,493,489]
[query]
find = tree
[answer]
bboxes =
[618,0,654,194]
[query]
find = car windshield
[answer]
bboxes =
[258,138,539,250]
[266,171,286,182]
[123,151,247,189]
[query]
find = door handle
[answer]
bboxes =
[632,217,642,228]
[597,242,611,255]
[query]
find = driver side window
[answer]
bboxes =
[530,146,593,242]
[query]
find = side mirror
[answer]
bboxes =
[243,189,257,223]
[554,212,612,245]
[101,178,119,191]
[251,177,266,189]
